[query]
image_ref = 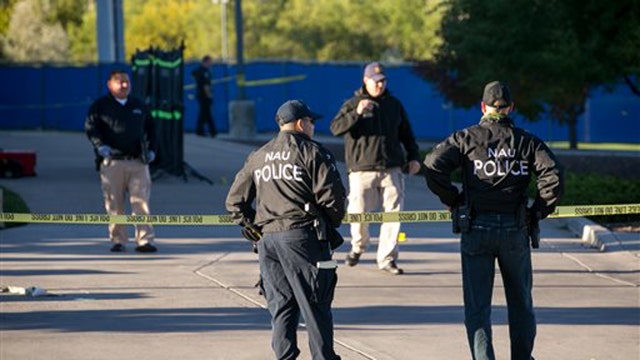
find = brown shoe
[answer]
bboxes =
[381,261,404,275]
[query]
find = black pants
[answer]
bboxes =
[258,227,340,360]
[196,99,216,136]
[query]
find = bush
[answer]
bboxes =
[1,185,30,228]
[558,172,640,223]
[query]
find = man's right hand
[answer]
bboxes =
[97,145,112,158]
[356,99,376,115]
[241,224,263,243]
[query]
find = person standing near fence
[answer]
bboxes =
[192,55,217,137]
[85,69,158,253]
[330,62,421,275]
[423,81,563,359]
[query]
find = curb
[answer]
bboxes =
[564,217,617,252]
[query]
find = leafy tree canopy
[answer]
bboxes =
[1,0,444,63]
[414,0,640,148]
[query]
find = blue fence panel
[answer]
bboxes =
[583,84,640,143]
[0,66,45,129]
[41,65,99,130]
[0,62,637,144]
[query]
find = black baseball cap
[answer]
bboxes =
[276,100,322,125]
[482,81,512,107]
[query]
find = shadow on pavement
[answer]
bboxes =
[0,307,272,332]
[334,305,638,326]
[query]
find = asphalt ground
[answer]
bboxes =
[0,130,638,360]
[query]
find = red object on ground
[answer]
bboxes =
[0,150,37,178]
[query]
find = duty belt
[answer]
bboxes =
[110,155,140,161]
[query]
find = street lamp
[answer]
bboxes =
[211,0,229,62]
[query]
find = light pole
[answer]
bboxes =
[234,0,245,100]
[227,0,254,138]
[212,0,229,61]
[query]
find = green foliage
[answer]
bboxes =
[2,0,445,63]
[560,172,640,206]
[1,185,29,228]
[2,0,70,62]
[244,0,443,61]
[560,172,640,223]
[0,0,18,35]
[125,0,202,59]
[47,0,87,30]
[67,2,96,63]
[414,0,640,149]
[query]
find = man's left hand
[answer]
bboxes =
[407,160,421,175]
[147,151,156,163]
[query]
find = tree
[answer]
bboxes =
[67,1,96,63]
[47,0,86,30]
[242,0,443,61]
[2,0,69,62]
[0,0,18,35]
[125,0,221,60]
[414,0,640,149]
[1,0,445,64]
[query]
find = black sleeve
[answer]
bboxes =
[191,68,200,83]
[423,132,463,208]
[143,104,157,152]
[397,102,420,162]
[311,146,346,227]
[330,98,360,136]
[84,100,104,149]
[225,155,257,226]
[530,137,564,218]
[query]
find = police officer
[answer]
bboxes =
[192,55,217,137]
[423,81,563,360]
[85,69,157,253]
[225,99,346,360]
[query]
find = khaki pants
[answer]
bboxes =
[347,168,404,268]
[100,159,155,245]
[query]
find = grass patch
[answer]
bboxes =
[547,142,640,151]
[1,185,30,228]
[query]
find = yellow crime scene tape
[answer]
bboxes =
[1,204,638,226]
[184,74,306,91]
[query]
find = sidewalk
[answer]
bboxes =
[1,130,638,360]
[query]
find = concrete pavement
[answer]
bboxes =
[0,130,638,360]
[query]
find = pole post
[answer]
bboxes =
[234,0,245,100]
[227,0,255,138]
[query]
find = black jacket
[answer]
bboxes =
[330,87,420,172]
[192,66,212,102]
[423,114,563,218]
[85,94,156,157]
[225,131,346,233]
